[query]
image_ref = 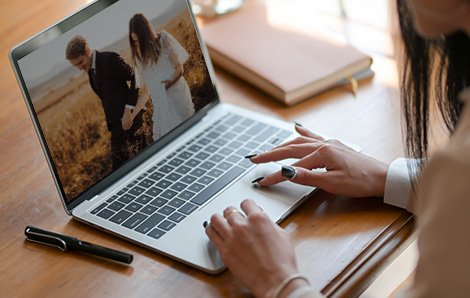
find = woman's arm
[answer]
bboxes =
[133,84,150,115]
[122,84,149,130]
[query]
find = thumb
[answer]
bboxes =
[282,165,328,188]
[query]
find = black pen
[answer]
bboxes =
[24,226,133,264]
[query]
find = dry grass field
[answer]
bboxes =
[36,9,215,201]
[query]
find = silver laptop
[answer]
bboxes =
[10,0,314,273]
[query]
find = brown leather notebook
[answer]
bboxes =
[200,2,373,105]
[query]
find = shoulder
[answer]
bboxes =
[102,52,130,70]
[97,51,123,62]
[158,30,172,46]
[102,51,123,60]
[158,29,168,39]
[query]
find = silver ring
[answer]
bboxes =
[226,208,245,218]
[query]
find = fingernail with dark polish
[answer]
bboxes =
[244,154,257,159]
[281,166,297,179]
[203,221,208,228]
[293,121,303,127]
[251,177,264,184]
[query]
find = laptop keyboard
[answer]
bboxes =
[90,113,292,240]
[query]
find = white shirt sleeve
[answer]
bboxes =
[383,158,413,210]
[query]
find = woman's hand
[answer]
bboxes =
[250,125,389,198]
[164,63,183,90]
[205,199,308,298]
[163,79,176,89]
[131,85,149,118]
[121,107,134,130]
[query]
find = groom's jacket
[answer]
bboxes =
[88,50,139,136]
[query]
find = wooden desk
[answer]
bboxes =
[0,0,413,297]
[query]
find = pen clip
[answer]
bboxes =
[25,226,67,251]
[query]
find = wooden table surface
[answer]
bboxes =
[0,0,414,297]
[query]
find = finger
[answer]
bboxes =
[249,137,315,161]
[223,206,246,226]
[258,150,327,186]
[274,136,317,149]
[260,166,327,188]
[240,199,264,216]
[209,213,231,240]
[295,125,325,141]
[205,223,225,248]
[284,166,330,189]
[251,142,322,164]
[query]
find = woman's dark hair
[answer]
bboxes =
[129,13,160,66]
[396,0,470,178]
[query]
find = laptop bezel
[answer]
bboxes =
[9,0,221,214]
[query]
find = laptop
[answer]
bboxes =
[10,0,314,273]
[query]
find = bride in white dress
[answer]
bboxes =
[127,13,195,141]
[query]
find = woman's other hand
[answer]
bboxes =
[205,199,308,298]
[250,125,389,198]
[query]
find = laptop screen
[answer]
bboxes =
[13,0,218,206]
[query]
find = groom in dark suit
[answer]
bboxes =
[66,35,147,171]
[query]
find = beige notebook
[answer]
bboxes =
[201,3,373,105]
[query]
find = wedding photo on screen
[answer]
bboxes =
[17,0,217,202]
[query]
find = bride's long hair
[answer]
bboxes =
[129,13,161,66]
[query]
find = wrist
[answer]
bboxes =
[278,277,310,298]
[268,273,311,298]
[373,160,389,197]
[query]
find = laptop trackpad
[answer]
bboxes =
[214,162,315,222]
